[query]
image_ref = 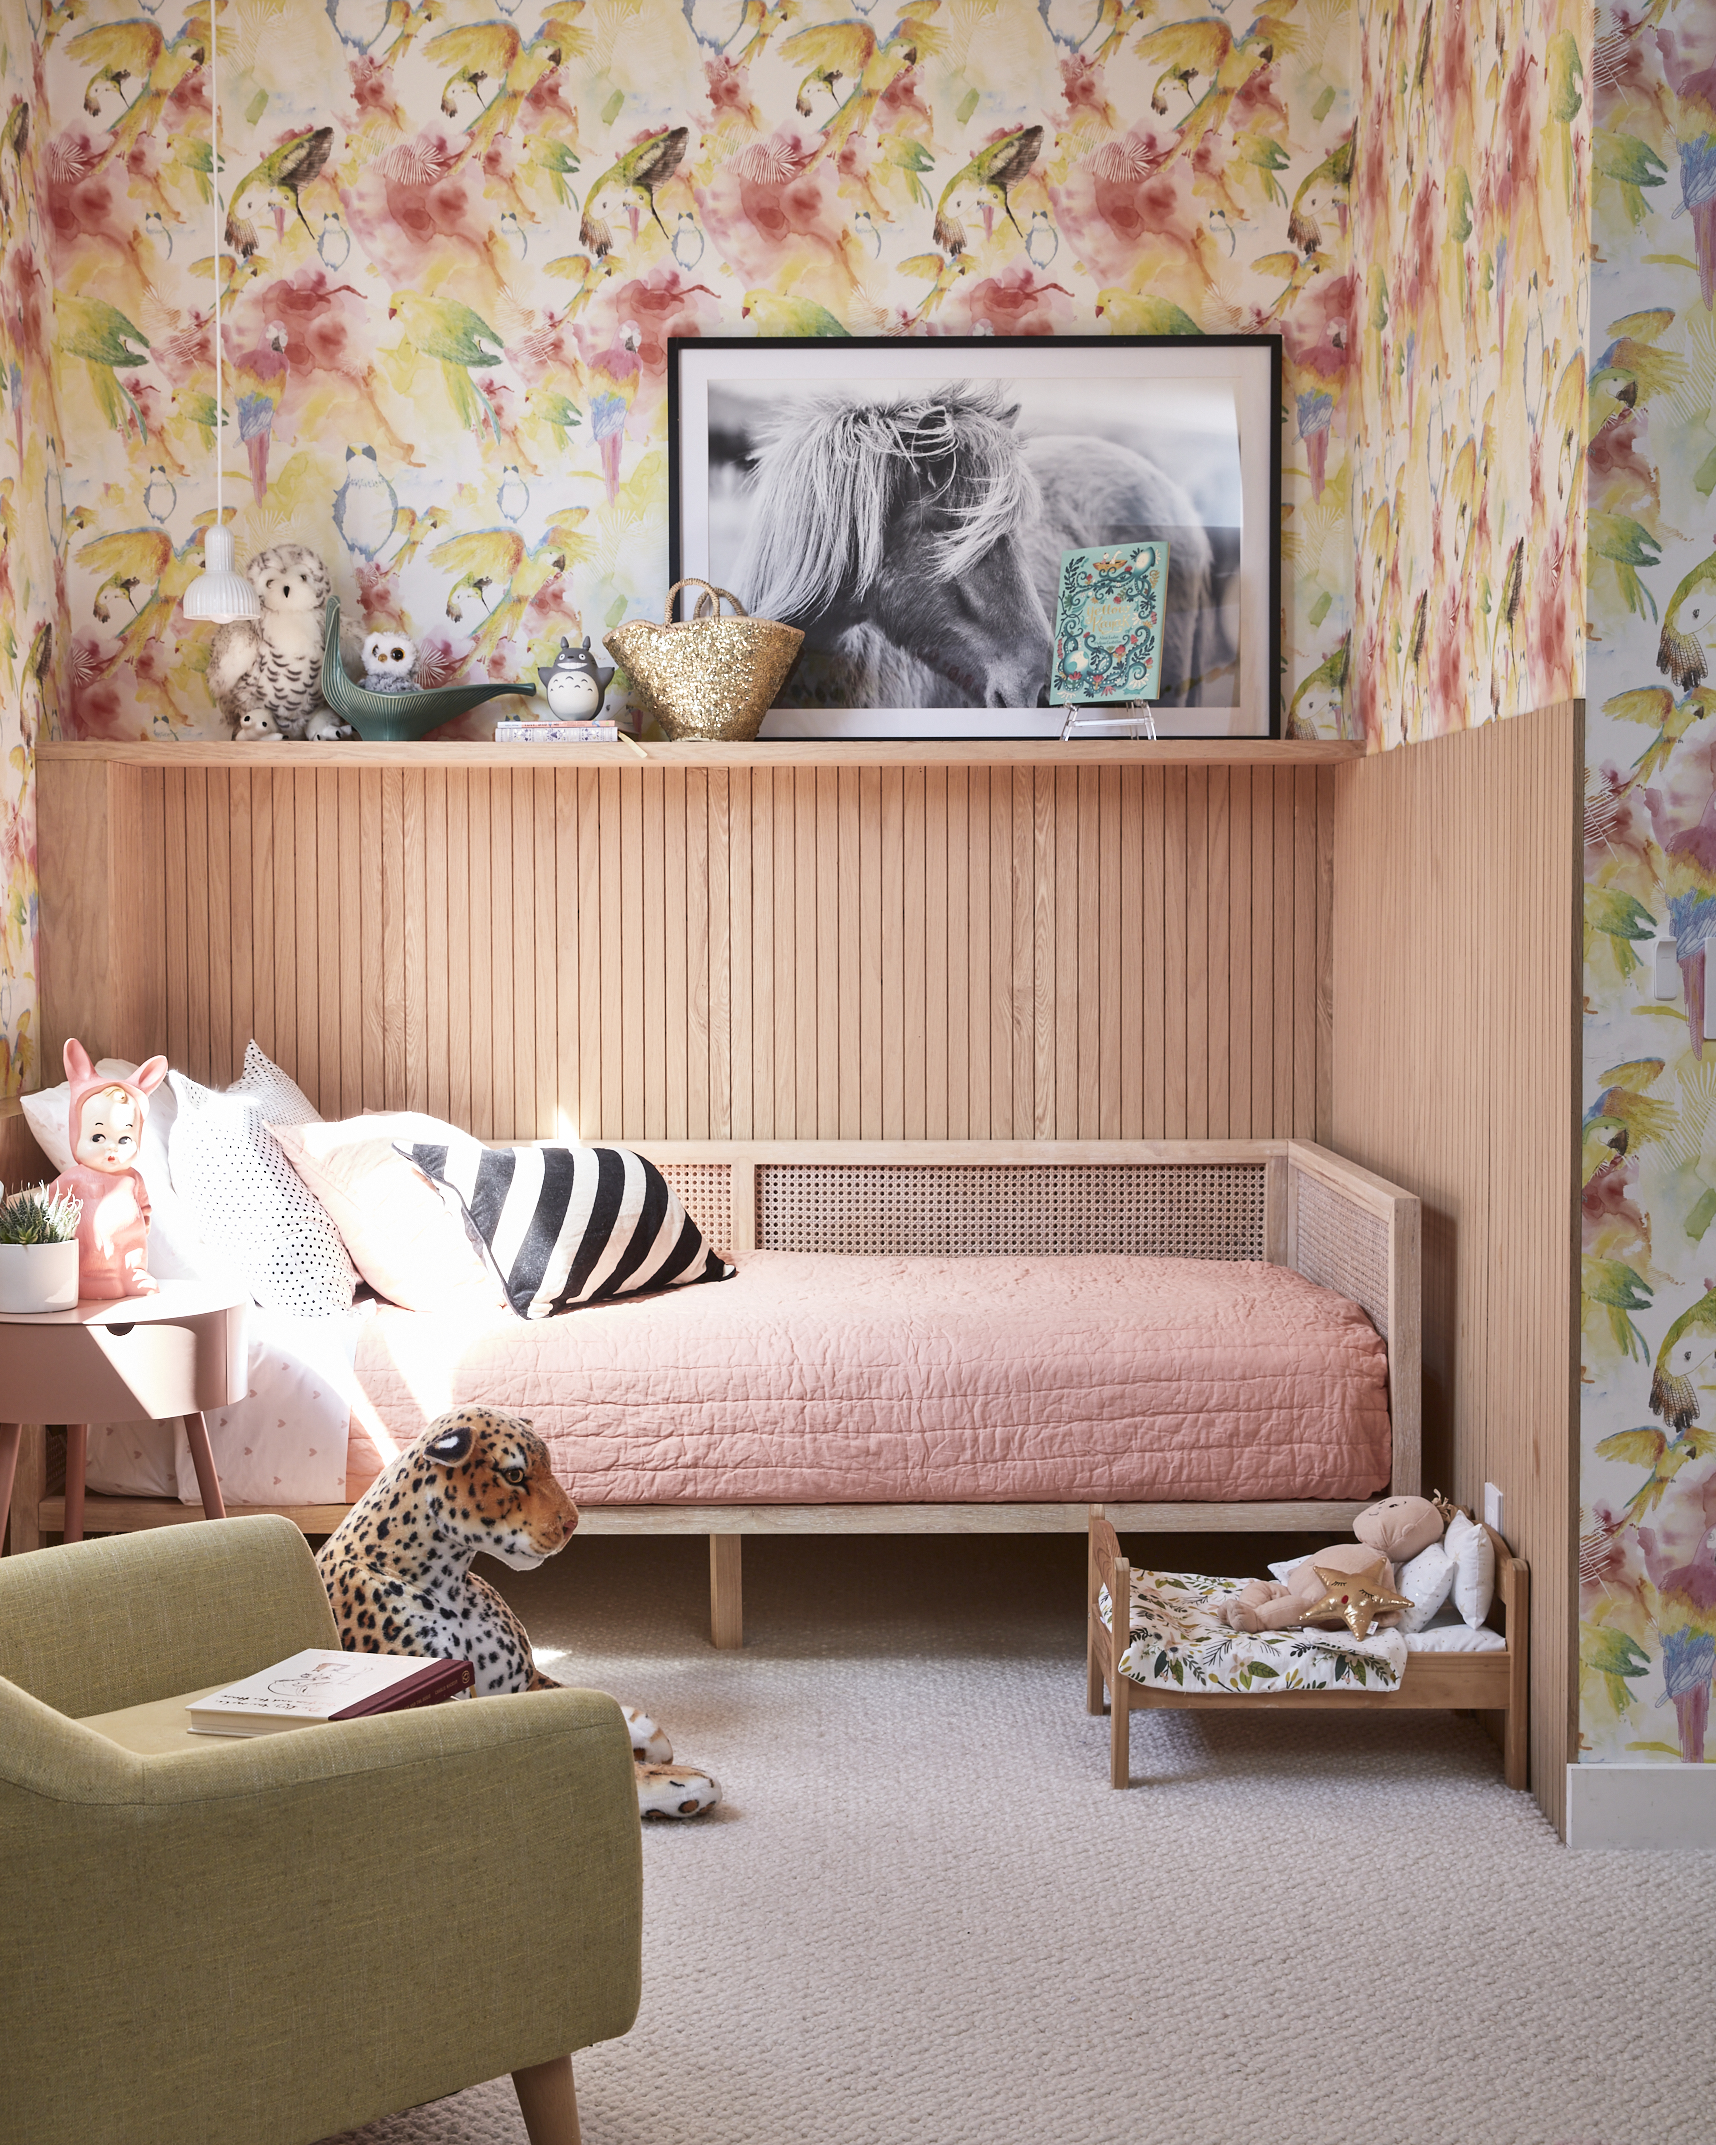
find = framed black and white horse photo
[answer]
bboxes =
[667,335,1280,739]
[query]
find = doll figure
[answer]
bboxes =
[47,1040,169,1299]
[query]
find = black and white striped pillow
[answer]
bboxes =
[400,1136,733,1321]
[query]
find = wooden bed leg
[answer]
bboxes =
[1504,1556,1530,1792]
[1110,1556,1132,1788]
[1086,1511,1106,1714]
[709,1533,743,1650]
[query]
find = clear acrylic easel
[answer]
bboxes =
[1058,702,1159,742]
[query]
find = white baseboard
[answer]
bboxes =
[1566,1763,1716,1849]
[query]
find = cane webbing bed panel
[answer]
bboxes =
[753,1162,1267,1260]
[1292,1171,1391,1338]
[656,1162,733,1257]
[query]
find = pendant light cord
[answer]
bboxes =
[210,4,223,530]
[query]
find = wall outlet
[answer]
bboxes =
[1483,1482,1504,1537]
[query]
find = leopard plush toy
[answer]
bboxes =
[316,1406,719,1819]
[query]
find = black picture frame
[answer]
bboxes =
[666,333,1283,740]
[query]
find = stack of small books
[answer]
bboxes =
[186,1647,475,1737]
[494,717,620,744]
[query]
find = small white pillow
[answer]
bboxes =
[1267,1552,1315,1583]
[168,1070,356,1317]
[228,1040,321,1126]
[19,1056,214,1282]
[1394,1541,1456,1633]
[272,1114,500,1313]
[1403,1604,1506,1653]
[1442,1509,1496,1628]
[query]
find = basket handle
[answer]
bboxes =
[665,577,749,624]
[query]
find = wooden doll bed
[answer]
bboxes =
[1085,1511,1529,1790]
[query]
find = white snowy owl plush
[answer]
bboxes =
[361,631,419,694]
[206,543,362,741]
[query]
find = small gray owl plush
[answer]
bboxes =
[207,542,360,740]
[361,631,419,694]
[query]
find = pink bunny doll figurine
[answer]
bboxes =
[47,1040,169,1299]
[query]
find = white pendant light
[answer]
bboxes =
[183,520,256,621]
[181,0,259,625]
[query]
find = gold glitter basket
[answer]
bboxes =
[603,579,803,742]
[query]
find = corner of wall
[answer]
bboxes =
[1348,0,1589,752]
[0,0,61,1097]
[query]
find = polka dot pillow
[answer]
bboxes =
[228,1038,321,1127]
[167,1052,356,1318]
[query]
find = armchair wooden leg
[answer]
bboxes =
[512,2054,581,2145]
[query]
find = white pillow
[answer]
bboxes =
[1403,1604,1507,1653]
[1442,1509,1497,1628]
[272,1114,501,1312]
[19,1057,214,1282]
[1394,1541,1456,1633]
[168,1069,356,1317]
[229,1039,321,1126]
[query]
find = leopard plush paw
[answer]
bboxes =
[636,1760,721,1819]
[622,1706,673,1765]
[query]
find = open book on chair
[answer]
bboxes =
[187,1648,474,1737]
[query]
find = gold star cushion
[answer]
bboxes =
[1300,1558,1412,1641]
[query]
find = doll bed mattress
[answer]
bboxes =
[346,1249,1392,1507]
[1098,1569,1505,1696]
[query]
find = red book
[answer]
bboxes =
[330,1657,475,1718]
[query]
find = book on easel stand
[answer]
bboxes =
[1048,541,1168,744]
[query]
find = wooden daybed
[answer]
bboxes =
[3,1132,1420,1652]
[1086,1511,1529,1789]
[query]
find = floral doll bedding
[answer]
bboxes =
[1098,1570,1408,1694]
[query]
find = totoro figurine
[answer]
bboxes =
[538,636,614,720]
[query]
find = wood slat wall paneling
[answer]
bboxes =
[40,755,1337,1150]
[1329,703,1579,1836]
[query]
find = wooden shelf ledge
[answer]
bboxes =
[38,736,1360,770]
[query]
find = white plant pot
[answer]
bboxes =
[0,1240,81,1314]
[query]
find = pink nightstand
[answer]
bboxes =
[0,1284,248,1549]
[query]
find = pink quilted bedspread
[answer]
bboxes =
[350,1251,1392,1505]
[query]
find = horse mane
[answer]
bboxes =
[735,382,1040,625]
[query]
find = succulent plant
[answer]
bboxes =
[0,1183,83,1245]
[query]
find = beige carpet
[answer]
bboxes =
[319,1532,1714,2145]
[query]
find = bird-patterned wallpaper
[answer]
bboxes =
[1580,1,1716,1773]
[0,3,54,1099]
[37,0,1361,751]
[1347,0,1589,751]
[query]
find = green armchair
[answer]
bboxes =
[0,1517,642,2145]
